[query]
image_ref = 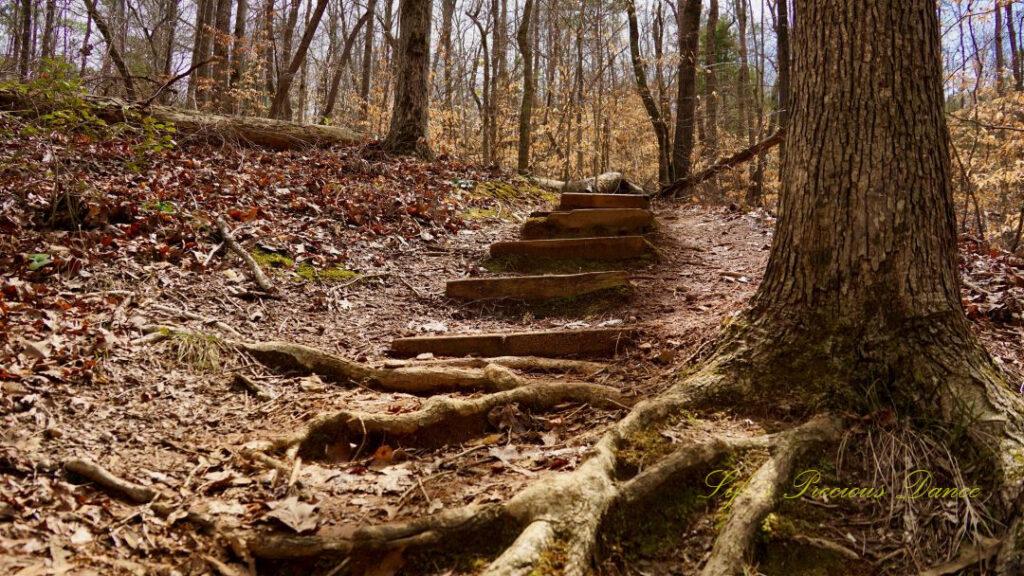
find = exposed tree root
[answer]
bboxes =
[381,356,607,377]
[271,380,627,456]
[138,326,595,395]
[699,414,843,576]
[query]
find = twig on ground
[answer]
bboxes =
[215,216,276,294]
[64,458,161,504]
[231,373,275,401]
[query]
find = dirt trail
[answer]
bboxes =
[2,196,779,574]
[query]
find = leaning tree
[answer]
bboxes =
[244,0,1024,573]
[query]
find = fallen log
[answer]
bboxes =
[0,87,362,151]
[659,128,786,198]
[535,172,645,195]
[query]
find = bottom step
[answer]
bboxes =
[445,271,630,301]
[390,328,636,358]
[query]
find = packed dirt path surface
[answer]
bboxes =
[3,191,1021,575]
[0,199,776,575]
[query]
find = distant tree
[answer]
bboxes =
[382,0,434,158]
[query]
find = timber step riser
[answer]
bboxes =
[558,193,650,211]
[390,328,636,358]
[521,208,655,240]
[446,271,631,301]
[489,236,651,261]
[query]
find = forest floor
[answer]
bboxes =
[2,125,1024,575]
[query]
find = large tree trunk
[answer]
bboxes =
[734,0,1024,505]
[382,0,433,158]
[516,0,534,173]
[671,0,702,180]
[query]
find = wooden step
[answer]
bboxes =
[490,236,651,261]
[390,327,636,358]
[559,193,650,211]
[521,209,655,239]
[446,271,631,301]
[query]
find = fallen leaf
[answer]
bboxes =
[265,497,319,533]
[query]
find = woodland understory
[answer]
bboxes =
[0,95,1023,576]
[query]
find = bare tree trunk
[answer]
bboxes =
[469,6,492,163]
[1008,3,1022,91]
[382,0,434,158]
[516,0,534,173]
[735,0,758,204]
[79,9,92,75]
[212,0,234,110]
[83,0,136,99]
[776,0,790,129]
[358,0,378,122]
[230,0,248,109]
[260,0,276,97]
[626,0,670,184]
[269,0,330,120]
[321,8,373,121]
[18,0,32,79]
[160,0,178,103]
[702,0,719,161]
[41,0,57,60]
[190,0,216,104]
[671,0,702,180]
[438,0,454,109]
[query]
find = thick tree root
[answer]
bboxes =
[139,326,594,395]
[272,381,628,455]
[381,356,607,377]
[699,414,843,576]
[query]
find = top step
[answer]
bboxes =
[559,193,650,211]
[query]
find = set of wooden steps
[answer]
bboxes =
[391,188,656,359]
[521,208,655,239]
[392,327,636,358]
[445,271,630,301]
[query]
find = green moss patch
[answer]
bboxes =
[250,248,359,285]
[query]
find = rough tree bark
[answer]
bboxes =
[671,0,702,180]
[516,0,534,173]
[382,0,434,158]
